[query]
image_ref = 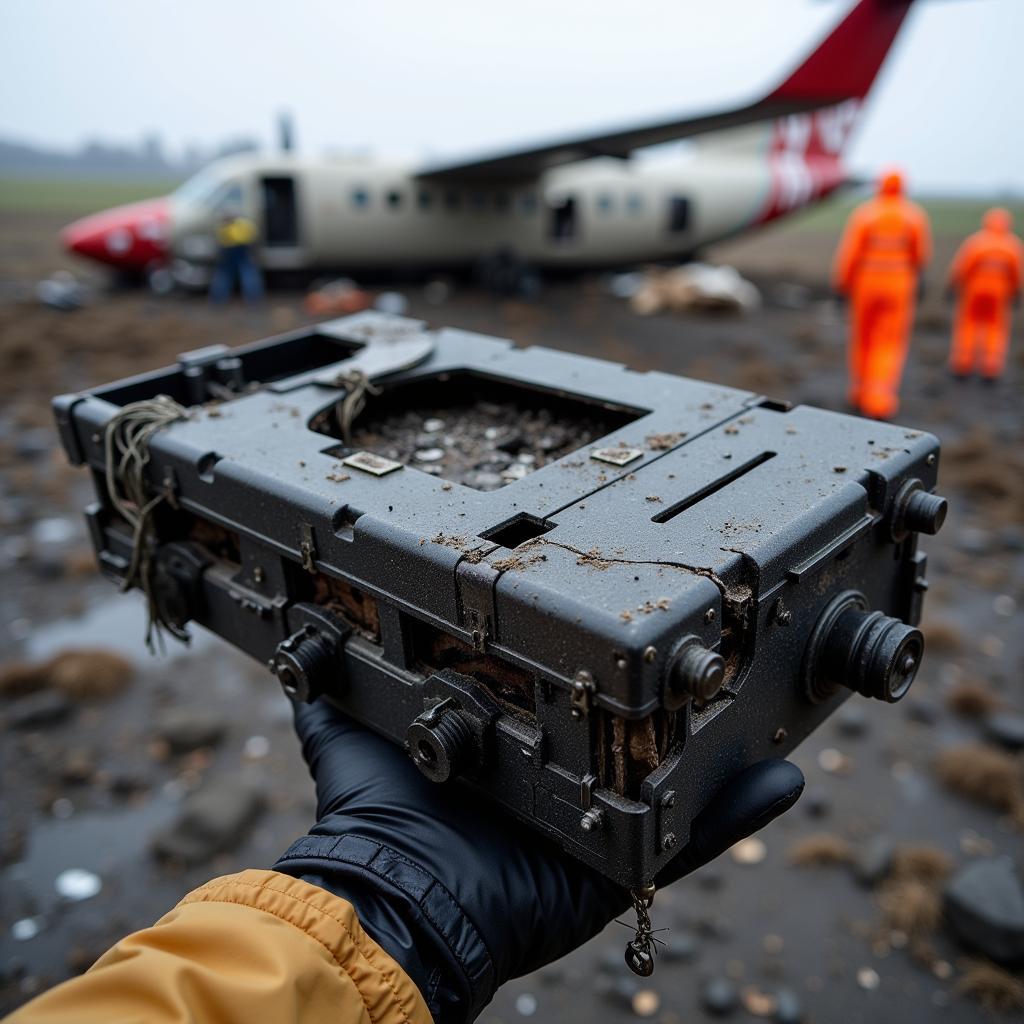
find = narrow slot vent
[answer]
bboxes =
[652,451,777,524]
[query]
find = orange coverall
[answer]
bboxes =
[833,171,932,419]
[948,207,1023,380]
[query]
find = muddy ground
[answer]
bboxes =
[1,206,1023,1021]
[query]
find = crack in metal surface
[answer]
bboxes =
[526,538,729,594]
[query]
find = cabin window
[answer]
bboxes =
[519,192,538,215]
[627,193,644,215]
[387,190,403,210]
[352,188,370,209]
[549,196,577,242]
[667,196,691,233]
[417,189,432,210]
[444,190,461,211]
[596,193,614,215]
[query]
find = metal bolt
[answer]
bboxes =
[775,603,792,626]
[253,566,265,584]
[643,645,657,664]
[580,808,604,832]
[660,790,676,809]
[704,608,716,624]
[662,832,677,851]
[926,453,936,466]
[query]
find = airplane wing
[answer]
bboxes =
[414,0,914,184]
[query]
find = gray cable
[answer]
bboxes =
[102,394,190,653]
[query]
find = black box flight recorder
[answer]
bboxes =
[54,312,946,890]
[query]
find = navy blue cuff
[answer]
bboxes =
[275,833,496,1024]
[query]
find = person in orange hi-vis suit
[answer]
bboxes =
[833,169,932,419]
[947,207,1023,382]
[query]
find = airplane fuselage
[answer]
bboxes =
[167,139,844,277]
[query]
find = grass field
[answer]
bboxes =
[791,193,1024,235]
[0,177,180,214]
[1,175,1019,237]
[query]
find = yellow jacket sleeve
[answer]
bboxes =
[5,869,433,1024]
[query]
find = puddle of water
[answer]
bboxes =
[2,797,177,917]
[25,592,217,665]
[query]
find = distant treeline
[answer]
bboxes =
[0,134,260,180]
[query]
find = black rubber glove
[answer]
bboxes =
[275,699,804,1024]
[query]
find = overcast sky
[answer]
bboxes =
[1,0,1019,194]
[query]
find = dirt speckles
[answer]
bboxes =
[645,432,686,451]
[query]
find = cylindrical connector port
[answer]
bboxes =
[901,490,947,536]
[406,703,475,783]
[891,479,948,540]
[269,626,335,703]
[805,592,923,704]
[666,639,726,709]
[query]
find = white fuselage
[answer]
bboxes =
[169,137,827,275]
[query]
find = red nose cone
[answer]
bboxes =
[61,197,170,270]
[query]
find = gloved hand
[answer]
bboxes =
[275,699,804,1024]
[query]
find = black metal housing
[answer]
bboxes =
[54,312,945,889]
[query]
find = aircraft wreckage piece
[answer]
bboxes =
[54,312,946,891]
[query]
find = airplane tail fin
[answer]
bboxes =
[743,0,916,221]
[767,0,915,107]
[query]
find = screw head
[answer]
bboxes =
[704,608,716,624]
[662,832,677,851]
[643,646,657,664]
[661,790,676,809]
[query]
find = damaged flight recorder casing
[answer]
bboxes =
[54,312,947,890]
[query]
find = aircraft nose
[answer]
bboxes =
[61,197,170,271]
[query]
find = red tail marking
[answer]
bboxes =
[769,0,914,104]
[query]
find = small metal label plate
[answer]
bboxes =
[590,446,643,466]
[341,451,404,476]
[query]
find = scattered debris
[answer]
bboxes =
[835,703,869,737]
[36,271,90,311]
[631,989,660,1017]
[773,987,802,1024]
[374,291,409,316]
[152,778,264,866]
[853,835,895,886]
[700,976,739,1016]
[303,278,371,317]
[945,858,1024,964]
[817,748,852,774]
[0,649,134,700]
[954,958,1024,1014]
[740,986,776,1017]
[54,868,101,902]
[4,690,73,729]
[629,263,761,316]
[787,833,853,868]
[10,918,42,942]
[945,680,1004,718]
[856,966,880,991]
[985,710,1024,752]
[731,836,767,865]
[890,844,954,885]
[514,992,538,1017]
[155,708,228,754]
[934,744,1024,821]
[243,735,270,760]
[877,878,943,940]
